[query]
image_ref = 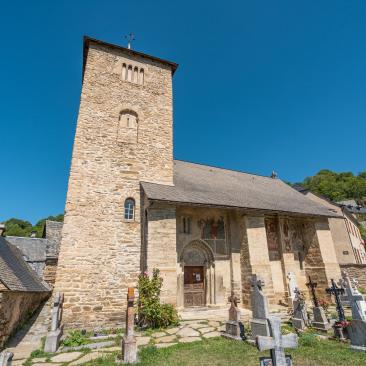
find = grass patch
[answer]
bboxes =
[79,336,366,366]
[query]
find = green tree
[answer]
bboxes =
[3,214,64,238]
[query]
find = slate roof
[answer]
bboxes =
[6,221,63,261]
[141,160,341,218]
[0,237,50,292]
[6,237,48,262]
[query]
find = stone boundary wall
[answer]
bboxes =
[340,264,366,289]
[0,291,49,349]
[43,258,58,286]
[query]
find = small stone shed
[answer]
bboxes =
[0,237,50,349]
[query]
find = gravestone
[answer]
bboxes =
[347,319,366,352]
[291,288,309,331]
[341,271,366,321]
[286,272,297,307]
[250,274,270,338]
[122,287,137,363]
[44,292,64,353]
[306,276,330,332]
[222,294,242,340]
[0,351,13,366]
[256,316,298,366]
[341,271,366,351]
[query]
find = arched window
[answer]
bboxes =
[127,65,132,82]
[124,198,135,220]
[139,68,144,85]
[122,63,127,80]
[133,67,139,83]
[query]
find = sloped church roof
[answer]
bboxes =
[141,160,340,218]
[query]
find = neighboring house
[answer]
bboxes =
[5,220,63,286]
[294,186,366,265]
[0,237,50,349]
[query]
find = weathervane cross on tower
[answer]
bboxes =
[125,32,135,49]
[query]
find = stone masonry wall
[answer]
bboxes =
[340,264,366,289]
[145,204,177,305]
[54,41,175,329]
[240,215,275,308]
[0,291,49,349]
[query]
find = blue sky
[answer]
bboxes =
[1,1,366,224]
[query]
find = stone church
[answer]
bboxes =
[54,36,342,329]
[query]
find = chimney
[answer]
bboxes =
[0,224,5,237]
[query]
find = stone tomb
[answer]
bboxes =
[256,316,298,366]
[222,294,242,341]
[291,288,309,331]
[250,274,270,338]
[44,292,64,353]
[306,276,330,332]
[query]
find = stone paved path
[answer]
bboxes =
[6,298,52,365]
[14,320,225,366]
[6,305,295,366]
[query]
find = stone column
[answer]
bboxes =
[240,215,275,307]
[146,205,177,305]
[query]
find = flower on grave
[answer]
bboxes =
[334,320,350,328]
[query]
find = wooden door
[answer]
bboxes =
[184,266,205,307]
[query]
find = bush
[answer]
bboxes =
[137,269,180,329]
[62,330,88,347]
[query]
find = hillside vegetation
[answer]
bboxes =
[3,214,64,238]
[298,170,366,206]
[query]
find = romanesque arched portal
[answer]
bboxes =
[178,240,216,308]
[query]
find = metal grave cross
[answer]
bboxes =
[306,276,319,307]
[326,279,345,322]
[256,316,298,366]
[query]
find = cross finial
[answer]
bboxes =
[125,32,135,49]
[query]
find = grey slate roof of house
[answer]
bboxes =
[6,237,48,262]
[6,220,63,261]
[0,237,50,292]
[141,160,341,218]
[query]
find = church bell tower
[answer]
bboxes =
[54,37,178,328]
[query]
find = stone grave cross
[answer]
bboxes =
[222,293,242,340]
[228,294,240,321]
[122,287,137,363]
[326,279,345,322]
[341,271,366,321]
[287,272,297,307]
[306,276,319,308]
[256,316,298,366]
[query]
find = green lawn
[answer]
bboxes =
[85,335,366,366]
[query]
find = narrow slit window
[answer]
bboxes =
[139,69,144,85]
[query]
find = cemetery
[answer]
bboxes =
[2,270,366,366]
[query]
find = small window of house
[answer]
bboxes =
[124,198,135,220]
